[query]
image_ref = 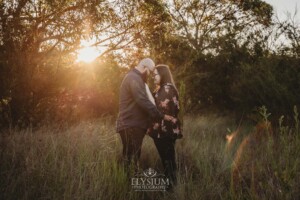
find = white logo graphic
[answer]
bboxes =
[131,168,169,191]
[143,168,157,177]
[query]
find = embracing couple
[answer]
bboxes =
[116,58,182,188]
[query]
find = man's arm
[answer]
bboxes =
[129,78,164,121]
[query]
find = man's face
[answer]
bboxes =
[143,64,155,75]
[148,65,155,73]
[142,67,150,76]
[141,66,150,82]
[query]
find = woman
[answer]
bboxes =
[148,64,182,188]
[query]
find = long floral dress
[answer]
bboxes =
[148,83,182,139]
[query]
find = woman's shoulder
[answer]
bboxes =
[160,83,178,95]
[157,84,170,95]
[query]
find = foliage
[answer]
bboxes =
[0,0,131,127]
[1,115,300,199]
[0,0,300,127]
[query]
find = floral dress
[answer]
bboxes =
[148,83,182,139]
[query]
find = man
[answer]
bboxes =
[116,58,173,172]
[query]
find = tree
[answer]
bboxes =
[0,0,134,126]
[166,0,272,54]
[278,12,300,58]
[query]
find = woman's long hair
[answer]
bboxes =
[155,64,178,91]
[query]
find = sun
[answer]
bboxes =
[76,40,100,63]
[76,47,99,63]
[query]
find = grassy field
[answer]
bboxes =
[0,114,299,200]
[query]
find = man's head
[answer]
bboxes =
[136,58,155,75]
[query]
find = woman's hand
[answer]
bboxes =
[153,123,160,129]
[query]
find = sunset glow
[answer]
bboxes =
[76,40,100,63]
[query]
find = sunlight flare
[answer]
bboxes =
[76,40,100,63]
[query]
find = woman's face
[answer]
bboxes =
[153,69,161,85]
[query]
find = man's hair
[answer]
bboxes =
[137,58,155,70]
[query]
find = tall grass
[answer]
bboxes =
[1,114,299,200]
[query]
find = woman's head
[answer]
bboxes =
[154,64,176,87]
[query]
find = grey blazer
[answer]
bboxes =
[116,69,163,132]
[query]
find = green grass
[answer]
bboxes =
[0,115,299,200]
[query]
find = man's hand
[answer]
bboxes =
[164,114,172,121]
[164,115,177,123]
